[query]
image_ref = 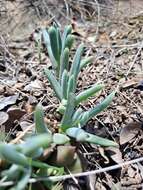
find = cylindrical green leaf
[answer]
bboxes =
[86,133,118,147]
[34,104,50,134]
[21,134,52,156]
[80,91,116,127]
[57,99,67,114]
[60,93,75,132]
[0,143,29,166]
[44,69,62,100]
[66,127,87,141]
[71,108,83,126]
[80,56,93,70]
[56,27,62,56]
[62,25,72,51]
[69,43,84,89]
[61,70,69,99]
[59,48,70,81]
[65,34,74,50]
[67,75,75,96]
[53,133,70,145]
[66,127,118,146]
[76,83,104,105]
[48,26,59,63]
[1,164,22,180]
[42,29,57,70]
[10,167,31,190]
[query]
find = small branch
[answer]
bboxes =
[32,156,143,182]
[93,0,100,42]
[10,124,34,144]
[1,156,143,187]
[125,41,143,78]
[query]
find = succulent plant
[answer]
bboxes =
[42,25,117,144]
[0,25,117,190]
[0,132,64,190]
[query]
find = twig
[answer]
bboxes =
[84,40,143,49]
[10,124,34,144]
[105,48,115,79]
[30,157,143,182]
[1,157,143,187]
[125,41,143,78]
[64,0,70,18]
[0,80,29,98]
[93,0,100,42]
[119,91,143,115]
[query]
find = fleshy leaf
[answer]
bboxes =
[48,26,60,64]
[1,164,21,180]
[53,133,70,145]
[86,133,118,147]
[0,143,29,166]
[69,43,84,88]
[56,27,62,57]
[44,69,62,100]
[57,99,67,114]
[62,25,72,51]
[65,34,74,50]
[10,167,31,190]
[71,108,83,126]
[66,128,118,147]
[59,48,70,81]
[80,56,93,70]
[21,134,52,156]
[76,83,104,105]
[80,91,116,127]
[60,93,75,132]
[42,29,57,70]
[61,70,69,99]
[34,104,50,134]
[67,75,75,96]
[66,127,87,141]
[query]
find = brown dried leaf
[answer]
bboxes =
[0,112,9,125]
[0,94,19,110]
[68,154,83,174]
[105,147,123,164]
[98,32,110,44]
[136,80,143,91]
[99,147,109,164]
[39,146,55,161]
[120,122,142,145]
[121,77,143,89]
[128,166,136,178]
[12,82,24,90]
[24,79,43,91]
[24,103,35,114]
[28,95,38,105]
[4,107,26,131]
[121,79,138,89]
[0,84,5,95]
[7,107,26,121]
[48,145,76,167]
[20,121,32,131]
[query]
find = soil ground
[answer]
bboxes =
[0,0,143,189]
